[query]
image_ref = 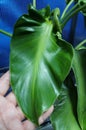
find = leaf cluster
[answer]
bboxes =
[9,1,86,130]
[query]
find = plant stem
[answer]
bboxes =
[60,3,79,29]
[61,0,74,19]
[33,0,36,8]
[60,3,86,29]
[0,29,12,37]
[53,8,62,33]
[75,39,86,50]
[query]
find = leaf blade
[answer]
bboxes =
[50,85,81,130]
[10,7,73,124]
[72,49,86,129]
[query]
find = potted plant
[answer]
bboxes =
[0,0,86,129]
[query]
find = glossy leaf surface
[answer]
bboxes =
[72,49,86,130]
[10,6,73,124]
[50,84,81,130]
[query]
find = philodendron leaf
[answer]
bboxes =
[10,6,73,124]
[50,84,81,130]
[72,49,86,130]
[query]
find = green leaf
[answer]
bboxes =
[10,6,73,125]
[28,5,46,23]
[72,49,86,130]
[39,5,51,18]
[50,84,81,130]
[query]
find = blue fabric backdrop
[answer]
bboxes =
[0,0,86,68]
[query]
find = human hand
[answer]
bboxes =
[0,71,54,130]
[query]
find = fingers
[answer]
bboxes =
[6,93,25,121]
[3,116,24,130]
[23,120,36,130]
[0,71,54,130]
[0,71,10,96]
[17,107,25,121]
[38,105,54,125]
[6,92,17,106]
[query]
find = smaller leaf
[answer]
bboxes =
[72,49,86,130]
[28,5,51,22]
[28,4,46,22]
[39,5,51,18]
[50,84,81,130]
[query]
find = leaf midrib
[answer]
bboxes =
[31,22,53,119]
